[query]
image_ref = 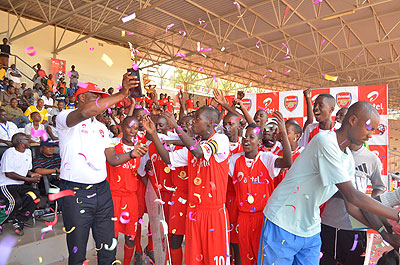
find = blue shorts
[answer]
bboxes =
[258,217,322,265]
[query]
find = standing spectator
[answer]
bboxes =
[6,64,21,88]
[0,109,18,147]
[46,74,54,92]
[5,98,30,128]
[66,95,76,109]
[0,38,10,67]
[0,85,15,107]
[51,101,65,119]
[0,63,6,81]
[166,98,174,113]
[24,112,45,145]
[41,90,54,113]
[24,99,48,124]
[32,139,61,195]
[0,133,41,235]
[33,63,47,88]
[185,93,194,113]
[56,74,144,264]
[69,65,79,90]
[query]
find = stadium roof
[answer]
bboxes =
[1,0,400,108]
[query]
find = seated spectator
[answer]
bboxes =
[19,88,34,112]
[24,99,48,124]
[0,63,5,81]
[5,98,30,128]
[56,77,66,95]
[0,133,42,235]
[32,139,60,195]
[46,74,54,92]
[32,83,43,102]
[0,85,15,107]
[0,77,8,91]
[41,90,54,113]
[46,116,58,141]
[54,86,66,103]
[66,95,76,109]
[0,109,18,146]
[51,101,64,119]
[6,64,22,88]
[24,112,45,145]
[66,84,75,97]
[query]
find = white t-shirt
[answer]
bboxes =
[0,148,32,186]
[6,68,21,84]
[25,123,45,143]
[264,131,354,237]
[41,96,54,113]
[0,121,19,142]
[57,109,113,184]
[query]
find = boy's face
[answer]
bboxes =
[313,96,333,122]
[243,127,262,153]
[156,116,169,135]
[335,108,348,124]
[254,110,268,128]
[348,113,379,146]
[122,118,139,141]
[192,109,211,135]
[223,115,239,139]
[37,99,44,108]
[32,113,41,122]
[178,116,194,137]
[70,96,75,103]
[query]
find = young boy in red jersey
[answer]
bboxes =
[143,106,231,265]
[299,89,341,148]
[223,112,243,265]
[274,119,304,187]
[186,94,195,113]
[168,115,194,265]
[229,112,292,265]
[106,116,148,265]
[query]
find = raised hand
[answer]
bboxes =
[160,111,179,129]
[132,143,148,158]
[120,72,139,97]
[303,88,312,99]
[213,89,227,105]
[142,116,156,135]
[272,111,286,135]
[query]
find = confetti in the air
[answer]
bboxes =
[101,53,114,67]
[179,30,186,37]
[176,52,186,58]
[121,12,136,23]
[256,40,261,48]
[25,46,37,56]
[233,1,241,11]
[313,0,323,5]
[166,23,174,33]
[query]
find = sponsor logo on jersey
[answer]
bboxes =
[99,129,104,138]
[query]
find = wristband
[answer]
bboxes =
[129,150,134,159]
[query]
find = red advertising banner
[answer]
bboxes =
[50,58,66,83]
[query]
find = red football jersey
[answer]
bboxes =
[273,146,304,187]
[186,99,194,109]
[230,151,280,213]
[227,139,243,194]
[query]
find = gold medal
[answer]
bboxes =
[164,166,171,173]
[179,171,187,180]
[194,177,202,186]
[248,195,255,204]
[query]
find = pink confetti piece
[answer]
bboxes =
[198,67,203,71]
[313,0,323,4]
[253,127,260,134]
[190,146,197,150]
[120,212,130,224]
[126,31,134,35]
[25,46,37,56]
[132,63,139,71]
[285,69,291,74]
[321,39,326,46]
[67,71,72,77]
[213,74,217,82]
[203,23,207,29]
[188,212,196,221]
[89,48,94,51]
[178,30,186,37]
[138,218,144,225]
[256,40,261,49]
[78,153,87,161]
[77,82,88,88]
[115,5,120,10]
[318,252,323,259]
[129,120,136,127]
[166,23,174,33]
[85,40,88,43]
[116,85,122,91]
[282,42,289,55]
[121,12,136,23]
[350,234,358,251]
[266,69,272,73]
[233,1,241,11]
[283,55,291,60]
[154,199,165,205]
[176,52,186,58]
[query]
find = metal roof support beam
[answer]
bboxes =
[10,0,105,42]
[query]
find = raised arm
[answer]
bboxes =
[273,111,292,168]
[178,90,187,120]
[213,90,241,116]
[234,98,255,125]
[65,73,138,127]
[142,115,171,164]
[104,143,147,167]
[127,97,136,117]
[303,88,313,132]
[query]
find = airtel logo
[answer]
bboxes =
[367,91,379,102]
[263,98,272,107]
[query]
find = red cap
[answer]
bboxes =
[75,82,109,98]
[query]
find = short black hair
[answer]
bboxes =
[11,133,26,147]
[246,123,263,139]
[122,116,139,128]
[342,101,379,125]
[223,112,240,122]
[132,108,146,119]
[198,106,221,124]
[285,119,302,135]
[316,94,335,108]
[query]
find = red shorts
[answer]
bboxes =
[112,193,138,239]
[168,189,188,235]
[237,211,264,265]
[184,205,230,265]
[226,191,238,244]
[137,180,146,217]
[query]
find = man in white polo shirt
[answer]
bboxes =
[56,73,147,265]
[0,109,18,147]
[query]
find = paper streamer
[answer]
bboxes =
[178,30,186,37]
[104,238,118,251]
[49,190,75,201]
[120,212,130,224]
[101,53,114,67]
[322,73,338,81]
[122,12,136,23]
[166,23,174,33]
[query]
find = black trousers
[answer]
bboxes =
[320,223,367,265]
[0,184,40,224]
[60,179,116,265]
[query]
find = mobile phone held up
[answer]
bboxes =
[127,68,144,98]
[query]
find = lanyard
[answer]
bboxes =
[0,122,9,139]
